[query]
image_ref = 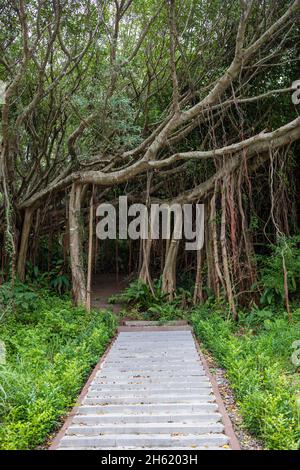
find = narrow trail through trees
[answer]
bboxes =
[91,274,127,313]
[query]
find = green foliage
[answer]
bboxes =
[0,282,39,316]
[148,303,186,322]
[259,236,300,307]
[0,287,117,450]
[47,260,71,294]
[26,260,71,295]
[118,279,157,309]
[191,306,300,450]
[113,278,193,318]
[114,279,166,311]
[238,305,278,329]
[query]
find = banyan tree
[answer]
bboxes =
[0,0,300,316]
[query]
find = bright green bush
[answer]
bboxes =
[191,307,300,450]
[258,235,300,308]
[148,303,186,322]
[114,278,167,311]
[112,278,192,315]
[0,285,117,450]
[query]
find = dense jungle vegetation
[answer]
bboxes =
[0,0,300,451]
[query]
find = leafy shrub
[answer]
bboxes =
[148,303,186,322]
[0,287,117,449]
[0,282,39,316]
[259,235,300,307]
[118,279,155,309]
[26,260,71,294]
[114,278,193,314]
[191,307,300,449]
[238,305,276,328]
[113,279,167,311]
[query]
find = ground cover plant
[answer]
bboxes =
[191,304,300,450]
[0,283,117,450]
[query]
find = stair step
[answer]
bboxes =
[93,375,208,387]
[114,346,195,349]
[118,326,192,332]
[124,321,188,326]
[96,373,207,379]
[83,394,214,405]
[106,356,200,361]
[101,358,201,370]
[77,403,218,415]
[72,412,222,425]
[87,390,212,397]
[89,385,212,393]
[59,433,229,448]
[66,422,224,435]
[100,366,203,371]
[58,446,229,450]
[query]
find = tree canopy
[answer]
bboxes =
[0,0,300,313]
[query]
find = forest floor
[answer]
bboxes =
[91,273,128,312]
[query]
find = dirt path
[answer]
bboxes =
[91,274,128,312]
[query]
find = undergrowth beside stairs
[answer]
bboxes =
[0,283,117,450]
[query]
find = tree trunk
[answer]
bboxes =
[220,178,237,320]
[69,183,87,306]
[193,247,204,304]
[86,190,94,312]
[237,167,257,292]
[32,208,41,266]
[162,206,182,300]
[17,206,34,281]
[205,206,215,293]
[162,237,179,300]
[139,238,154,294]
[210,188,225,299]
